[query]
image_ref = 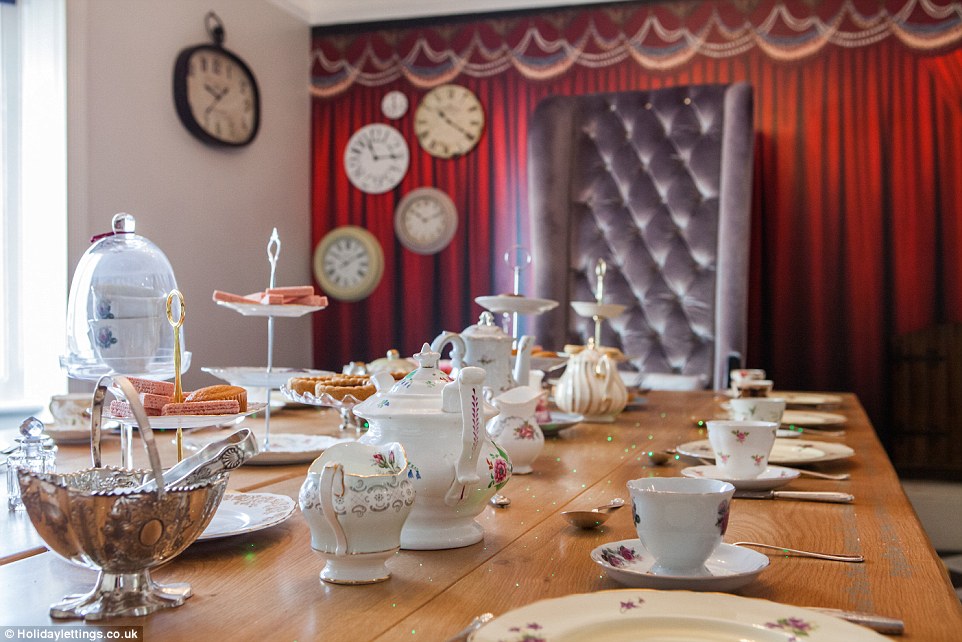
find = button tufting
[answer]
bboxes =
[609,103,617,111]
[683,97,691,105]
[645,102,652,110]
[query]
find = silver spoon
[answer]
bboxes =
[490,493,511,508]
[444,612,494,642]
[732,541,864,562]
[561,497,625,528]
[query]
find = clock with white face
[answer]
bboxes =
[313,226,385,302]
[414,84,484,159]
[344,123,410,194]
[394,187,458,255]
[381,91,409,119]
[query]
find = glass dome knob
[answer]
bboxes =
[19,416,45,440]
[111,213,136,234]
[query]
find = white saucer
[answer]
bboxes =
[197,492,296,541]
[591,540,769,592]
[680,465,800,490]
[42,422,92,444]
[202,366,333,389]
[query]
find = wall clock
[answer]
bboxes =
[394,187,458,255]
[344,123,410,194]
[381,91,409,120]
[173,12,259,147]
[313,226,385,302]
[414,84,485,159]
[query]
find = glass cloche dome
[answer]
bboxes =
[61,213,190,380]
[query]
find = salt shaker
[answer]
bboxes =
[6,417,56,510]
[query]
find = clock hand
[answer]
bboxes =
[205,87,230,116]
[435,108,476,141]
[365,139,380,161]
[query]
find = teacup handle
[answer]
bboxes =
[319,463,349,556]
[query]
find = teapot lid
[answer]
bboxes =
[462,311,509,339]
[353,344,454,418]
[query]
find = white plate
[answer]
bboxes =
[781,410,847,427]
[680,465,801,490]
[197,492,296,541]
[215,300,326,317]
[238,433,355,465]
[472,589,885,641]
[675,438,855,465]
[474,295,558,315]
[202,366,334,389]
[591,541,769,592]
[540,412,584,435]
[106,403,267,430]
[775,392,843,407]
[775,429,802,439]
[530,354,568,372]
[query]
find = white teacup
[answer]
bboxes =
[299,441,415,584]
[707,420,778,479]
[730,368,766,386]
[91,289,164,320]
[88,317,162,373]
[729,397,786,424]
[49,393,91,427]
[627,477,735,576]
[732,378,774,398]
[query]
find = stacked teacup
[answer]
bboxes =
[88,284,165,373]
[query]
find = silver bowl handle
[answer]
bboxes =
[90,375,166,500]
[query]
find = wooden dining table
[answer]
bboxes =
[0,390,959,640]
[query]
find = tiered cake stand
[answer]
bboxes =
[215,229,329,463]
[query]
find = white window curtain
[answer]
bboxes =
[0,0,67,414]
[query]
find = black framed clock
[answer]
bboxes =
[173,12,260,147]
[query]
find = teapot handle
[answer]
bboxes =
[444,366,485,506]
[319,463,349,556]
[431,331,465,369]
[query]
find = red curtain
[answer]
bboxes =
[311,1,962,439]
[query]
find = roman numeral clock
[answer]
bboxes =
[313,226,385,302]
[172,12,259,147]
[414,84,485,159]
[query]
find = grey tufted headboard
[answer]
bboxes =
[528,84,754,390]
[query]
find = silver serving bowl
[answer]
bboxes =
[19,466,227,620]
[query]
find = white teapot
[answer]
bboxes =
[431,311,533,394]
[354,344,511,550]
[486,385,544,474]
[554,341,628,422]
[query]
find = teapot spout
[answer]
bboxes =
[512,335,534,387]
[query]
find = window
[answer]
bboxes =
[0,0,67,414]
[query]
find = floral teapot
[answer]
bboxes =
[354,344,511,550]
[554,341,628,422]
[431,311,533,394]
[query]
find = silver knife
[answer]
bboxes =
[806,607,904,635]
[734,490,854,503]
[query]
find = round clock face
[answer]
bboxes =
[414,84,485,159]
[313,226,385,302]
[381,91,409,119]
[173,45,260,147]
[344,123,410,194]
[394,187,458,255]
